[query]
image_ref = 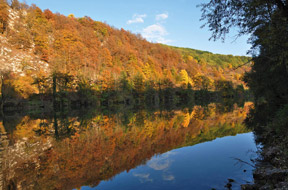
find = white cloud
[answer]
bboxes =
[143,24,167,37]
[142,24,171,44]
[162,174,175,181]
[127,14,147,24]
[156,13,168,21]
[148,155,172,171]
[133,173,153,183]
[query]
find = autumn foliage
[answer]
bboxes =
[0,2,250,102]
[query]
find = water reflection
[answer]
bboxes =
[0,102,254,190]
[93,133,256,190]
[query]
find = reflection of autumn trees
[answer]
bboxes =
[1,103,252,190]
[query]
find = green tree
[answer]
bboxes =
[193,75,213,91]
[119,71,131,93]
[215,80,234,97]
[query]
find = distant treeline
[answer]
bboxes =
[169,46,251,68]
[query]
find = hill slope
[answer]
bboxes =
[170,46,250,68]
[0,1,250,100]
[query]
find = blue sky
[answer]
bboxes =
[24,0,251,56]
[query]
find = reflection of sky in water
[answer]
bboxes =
[132,173,153,183]
[147,152,175,171]
[80,133,257,190]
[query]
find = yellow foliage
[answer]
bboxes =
[181,112,191,128]
[228,64,233,69]
[13,75,38,98]
[180,69,189,86]
[68,14,75,18]
[187,55,193,61]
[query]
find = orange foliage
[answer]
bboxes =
[3,3,249,98]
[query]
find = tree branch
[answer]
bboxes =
[230,60,252,71]
[275,0,288,18]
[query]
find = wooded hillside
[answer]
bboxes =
[0,0,250,101]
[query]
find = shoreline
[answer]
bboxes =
[242,128,288,189]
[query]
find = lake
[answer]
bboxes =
[0,102,257,190]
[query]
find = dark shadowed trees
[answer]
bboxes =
[200,0,288,124]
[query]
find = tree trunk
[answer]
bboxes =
[0,75,4,113]
[52,73,57,110]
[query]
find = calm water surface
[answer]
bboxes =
[92,133,256,190]
[0,102,257,190]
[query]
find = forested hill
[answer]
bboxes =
[0,0,250,100]
[170,46,250,68]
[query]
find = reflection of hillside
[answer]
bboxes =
[1,103,252,190]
